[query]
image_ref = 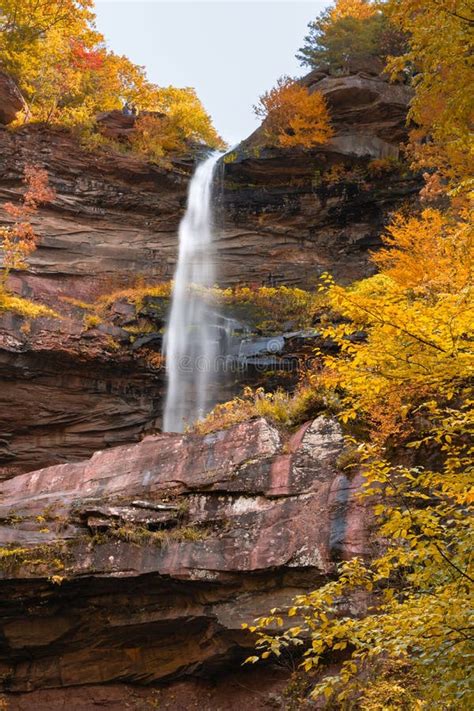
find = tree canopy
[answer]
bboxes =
[0,0,223,151]
[297,0,406,73]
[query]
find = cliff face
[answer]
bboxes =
[0,417,370,709]
[0,69,419,305]
[0,69,420,473]
[221,69,419,286]
[0,68,415,708]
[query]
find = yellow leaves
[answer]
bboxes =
[319,208,474,444]
[1,1,222,156]
[243,656,259,665]
[329,0,376,22]
[386,0,474,187]
[0,292,58,319]
[241,199,472,707]
[130,88,225,159]
[254,76,333,149]
[373,208,473,295]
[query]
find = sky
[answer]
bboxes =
[95,1,326,145]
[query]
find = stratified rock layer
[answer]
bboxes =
[0,66,421,481]
[0,417,369,705]
[0,68,420,302]
[221,70,419,286]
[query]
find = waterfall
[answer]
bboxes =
[163,152,222,433]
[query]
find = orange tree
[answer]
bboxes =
[254,76,333,148]
[0,165,55,285]
[0,0,222,153]
[386,0,474,189]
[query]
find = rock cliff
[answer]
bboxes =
[0,67,414,708]
[0,68,420,472]
[0,417,370,709]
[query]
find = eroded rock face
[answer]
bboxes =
[0,417,370,702]
[0,66,420,485]
[304,70,413,151]
[0,124,187,295]
[0,308,165,475]
[0,66,420,301]
[0,72,27,125]
[220,70,419,287]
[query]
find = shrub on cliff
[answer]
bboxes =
[130,88,225,162]
[0,164,55,283]
[254,76,333,149]
[0,164,58,318]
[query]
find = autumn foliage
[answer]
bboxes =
[130,87,225,162]
[244,206,473,707]
[0,0,223,153]
[1,165,55,283]
[386,0,474,188]
[236,1,474,705]
[254,76,333,148]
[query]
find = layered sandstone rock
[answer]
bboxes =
[0,416,369,707]
[221,69,419,286]
[0,67,420,303]
[0,66,421,474]
[0,308,165,475]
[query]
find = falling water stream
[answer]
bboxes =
[163,152,222,432]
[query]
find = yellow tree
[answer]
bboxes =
[254,76,333,148]
[386,0,474,188]
[0,1,95,89]
[130,86,225,162]
[245,207,474,707]
[1,0,223,152]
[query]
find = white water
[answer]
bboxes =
[163,152,222,432]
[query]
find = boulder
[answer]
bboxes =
[95,109,137,140]
[306,71,414,149]
[0,71,28,125]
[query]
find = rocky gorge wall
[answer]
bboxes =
[0,68,420,475]
[0,417,370,709]
[0,66,415,708]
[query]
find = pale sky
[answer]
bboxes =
[95,1,326,145]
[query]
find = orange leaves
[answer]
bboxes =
[1,165,55,279]
[254,76,333,149]
[386,0,474,187]
[1,0,222,152]
[70,39,104,71]
[130,89,225,163]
